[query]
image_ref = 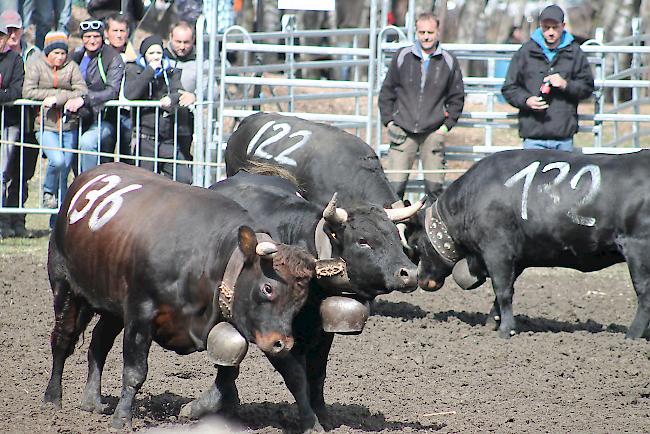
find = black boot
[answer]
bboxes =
[11,214,27,238]
[390,181,407,200]
[0,214,14,239]
[424,181,444,201]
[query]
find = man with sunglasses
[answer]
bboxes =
[70,19,125,173]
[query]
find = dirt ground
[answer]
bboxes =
[2,246,650,434]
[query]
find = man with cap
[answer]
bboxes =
[0,18,24,239]
[502,4,594,152]
[70,19,125,173]
[0,10,40,237]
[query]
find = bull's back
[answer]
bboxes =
[225,113,398,207]
[448,150,650,264]
[52,163,249,311]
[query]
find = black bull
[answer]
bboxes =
[225,112,400,208]
[416,149,650,339]
[205,170,419,431]
[42,163,316,428]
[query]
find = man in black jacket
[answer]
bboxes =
[378,13,465,199]
[69,19,125,173]
[0,20,24,239]
[502,4,594,151]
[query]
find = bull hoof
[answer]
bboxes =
[41,399,62,411]
[301,421,325,434]
[79,398,109,414]
[485,315,499,331]
[111,414,131,430]
[498,328,515,339]
[179,401,198,420]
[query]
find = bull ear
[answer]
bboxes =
[237,226,258,263]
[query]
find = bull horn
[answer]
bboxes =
[323,192,348,225]
[385,197,426,222]
[256,241,278,257]
[396,223,411,250]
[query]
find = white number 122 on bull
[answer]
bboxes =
[68,174,142,232]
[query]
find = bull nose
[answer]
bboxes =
[255,331,294,355]
[396,266,418,292]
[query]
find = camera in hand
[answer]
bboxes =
[538,79,551,104]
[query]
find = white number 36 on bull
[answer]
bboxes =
[67,174,142,232]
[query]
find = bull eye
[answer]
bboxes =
[261,283,275,299]
[358,238,371,249]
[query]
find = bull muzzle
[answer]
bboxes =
[255,331,294,356]
[394,266,418,292]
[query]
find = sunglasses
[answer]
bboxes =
[80,20,103,31]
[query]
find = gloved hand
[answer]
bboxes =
[387,121,407,144]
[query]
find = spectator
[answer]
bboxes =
[165,20,201,167]
[22,31,87,228]
[87,0,145,35]
[70,19,125,173]
[22,0,72,50]
[104,12,138,63]
[378,13,465,199]
[0,21,24,239]
[124,35,191,184]
[505,25,524,44]
[0,10,39,237]
[502,4,594,152]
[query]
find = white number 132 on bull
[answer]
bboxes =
[68,174,142,231]
[504,161,600,227]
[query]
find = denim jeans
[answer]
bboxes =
[79,121,116,173]
[39,130,77,201]
[25,0,72,49]
[523,138,574,152]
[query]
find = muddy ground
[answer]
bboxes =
[1,249,650,434]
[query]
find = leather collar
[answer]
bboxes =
[424,202,463,266]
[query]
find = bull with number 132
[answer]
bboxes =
[415,149,650,339]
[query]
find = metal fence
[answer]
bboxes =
[2,12,650,220]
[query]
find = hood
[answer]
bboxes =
[531,28,574,62]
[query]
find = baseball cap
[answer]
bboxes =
[0,10,23,30]
[539,5,564,23]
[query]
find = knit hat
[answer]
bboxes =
[539,4,564,23]
[0,10,22,30]
[43,31,68,56]
[139,35,164,56]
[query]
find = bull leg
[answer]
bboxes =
[623,246,650,339]
[485,299,501,330]
[179,365,241,419]
[267,352,324,434]
[306,333,334,420]
[43,280,94,408]
[80,314,124,413]
[485,259,517,339]
[111,314,153,429]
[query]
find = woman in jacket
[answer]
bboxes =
[124,35,191,184]
[22,31,87,214]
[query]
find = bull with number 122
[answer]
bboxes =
[415,149,650,339]
[43,163,317,429]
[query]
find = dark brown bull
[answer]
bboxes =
[42,163,316,429]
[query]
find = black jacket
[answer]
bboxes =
[87,0,145,23]
[378,43,465,134]
[71,44,124,123]
[124,61,182,139]
[0,50,24,127]
[502,38,594,140]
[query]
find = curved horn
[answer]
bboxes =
[396,223,411,250]
[323,192,348,225]
[256,241,278,257]
[385,197,426,222]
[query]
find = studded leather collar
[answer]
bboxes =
[424,202,463,266]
